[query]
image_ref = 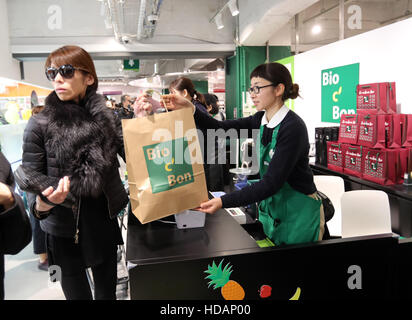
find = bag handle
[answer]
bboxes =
[368,151,380,171]
[348,146,362,156]
[388,82,393,99]
[331,143,341,149]
[160,95,169,113]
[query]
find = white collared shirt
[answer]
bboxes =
[260,104,290,128]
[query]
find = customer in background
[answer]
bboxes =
[203,93,226,191]
[117,94,134,120]
[27,105,48,271]
[168,78,208,114]
[0,151,28,300]
[204,94,226,121]
[22,45,129,300]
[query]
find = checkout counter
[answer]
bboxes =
[126,206,412,300]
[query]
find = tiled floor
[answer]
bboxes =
[4,214,130,300]
[4,240,66,300]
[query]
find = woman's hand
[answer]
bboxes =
[133,92,163,117]
[0,182,15,210]
[198,197,222,214]
[161,94,195,111]
[36,176,70,211]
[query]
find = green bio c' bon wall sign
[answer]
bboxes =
[321,63,359,123]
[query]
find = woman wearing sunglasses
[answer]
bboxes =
[22,45,128,299]
[140,62,324,246]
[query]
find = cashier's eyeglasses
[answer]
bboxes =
[45,64,88,81]
[248,84,276,95]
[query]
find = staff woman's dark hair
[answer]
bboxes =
[250,63,299,101]
[204,93,219,115]
[45,45,98,91]
[169,77,207,106]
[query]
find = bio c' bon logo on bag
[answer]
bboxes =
[143,138,194,194]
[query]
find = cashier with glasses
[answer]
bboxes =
[137,62,324,246]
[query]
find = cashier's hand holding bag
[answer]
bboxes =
[134,93,194,114]
[133,90,164,117]
[137,93,221,214]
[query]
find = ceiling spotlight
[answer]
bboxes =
[215,13,224,30]
[228,0,239,16]
[312,24,322,35]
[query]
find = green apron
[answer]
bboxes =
[257,124,321,246]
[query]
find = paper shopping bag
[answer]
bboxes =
[338,114,359,144]
[357,112,389,149]
[343,144,363,178]
[356,82,396,114]
[397,148,411,184]
[388,113,404,148]
[327,142,345,172]
[122,108,208,224]
[362,148,399,185]
[402,115,412,147]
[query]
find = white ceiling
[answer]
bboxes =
[5,0,412,85]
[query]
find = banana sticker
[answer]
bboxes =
[332,86,342,102]
[289,287,301,300]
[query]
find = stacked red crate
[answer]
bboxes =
[327,82,412,185]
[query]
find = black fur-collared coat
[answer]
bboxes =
[22,89,129,241]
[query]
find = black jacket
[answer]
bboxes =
[22,89,129,238]
[193,106,316,208]
[0,152,28,254]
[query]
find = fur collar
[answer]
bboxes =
[43,89,119,198]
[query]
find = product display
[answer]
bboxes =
[362,148,398,185]
[389,113,404,148]
[402,114,412,147]
[357,112,389,149]
[356,82,396,114]
[343,144,363,178]
[315,126,339,166]
[325,81,412,185]
[326,142,344,172]
[338,114,359,145]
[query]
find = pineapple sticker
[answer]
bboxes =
[204,260,245,300]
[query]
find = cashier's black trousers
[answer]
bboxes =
[46,233,118,300]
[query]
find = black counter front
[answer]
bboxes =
[126,208,412,300]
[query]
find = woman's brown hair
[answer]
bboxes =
[250,62,299,101]
[31,105,44,115]
[45,45,98,91]
[169,77,207,106]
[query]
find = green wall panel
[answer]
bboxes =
[225,46,291,119]
[193,81,208,94]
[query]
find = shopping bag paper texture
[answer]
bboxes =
[122,108,208,224]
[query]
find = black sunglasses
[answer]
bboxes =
[45,64,88,81]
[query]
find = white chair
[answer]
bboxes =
[313,175,345,237]
[341,190,392,238]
